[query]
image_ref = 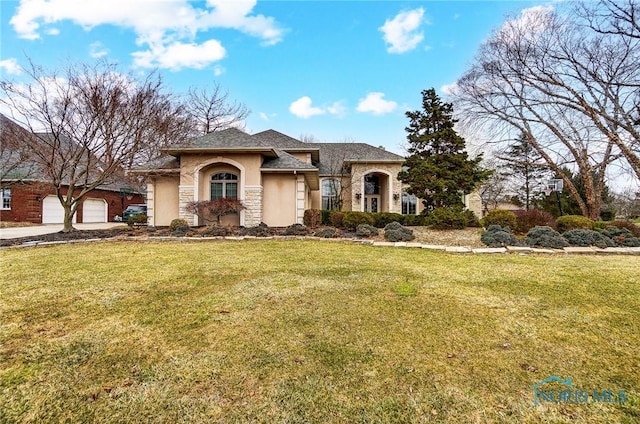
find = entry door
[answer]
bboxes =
[364,195,380,213]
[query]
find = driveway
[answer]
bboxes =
[0,223,127,239]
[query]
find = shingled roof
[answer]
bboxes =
[314,143,404,175]
[261,149,318,171]
[253,130,310,149]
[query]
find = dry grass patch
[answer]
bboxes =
[1,240,639,423]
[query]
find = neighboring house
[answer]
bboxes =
[0,115,144,224]
[132,128,483,227]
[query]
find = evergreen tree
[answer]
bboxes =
[398,88,491,211]
[497,133,551,210]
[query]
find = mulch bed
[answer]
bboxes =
[1,225,484,247]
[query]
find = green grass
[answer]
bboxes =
[1,240,639,423]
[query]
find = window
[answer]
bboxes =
[322,179,340,210]
[402,192,417,215]
[1,188,11,210]
[210,172,238,200]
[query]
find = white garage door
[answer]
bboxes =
[42,195,76,224]
[83,198,108,223]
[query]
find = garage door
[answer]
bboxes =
[42,195,76,224]
[83,198,107,223]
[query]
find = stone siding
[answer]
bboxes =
[178,185,195,225]
[244,185,263,227]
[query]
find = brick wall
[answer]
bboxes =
[0,181,144,223]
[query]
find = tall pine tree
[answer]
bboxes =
[497,133,550,210]
[398,88,491,211]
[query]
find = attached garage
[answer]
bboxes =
[42,195,76,224]
[82,198,108,223]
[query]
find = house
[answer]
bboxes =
[0,115,144,224]
[133,128,483,227]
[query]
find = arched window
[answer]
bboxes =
[322,179,341,210]
[211,172,238,200]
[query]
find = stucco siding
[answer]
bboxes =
[153,176,180,226]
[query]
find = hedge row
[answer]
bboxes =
[481,224,640,249]
[304,208,480,229]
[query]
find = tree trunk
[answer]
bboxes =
[62,204,75,232]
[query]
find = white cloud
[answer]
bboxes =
[213,65,225,76]
[356,92,397,115]
[89,41,108,59]
[327,101,347,118]
[379,8,426,54]
[132,39,226,71]
[440,83,459,96]
[9,0,284,70]
[0,58,23,75]
[499,5,555,40]
[289,96,326,119]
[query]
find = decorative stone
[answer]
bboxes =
[530,248,558,254]
[506,246,533,253]
[472,247,507,254]
[564,247,598,254]
[373,241,395,247]
[421,244,446,250]
[445,246,472,253]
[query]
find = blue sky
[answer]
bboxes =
[1,0,545,155]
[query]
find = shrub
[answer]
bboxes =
[609,220,640,237]
[383,221,415,242]
[320,210,332,226]
[557,215,594,232]
[465,210,481,227]
[314,228,341,238]
[514,209,557,234]
[127,214,148,227]
[203,225,229,237]
[356,224,379,237]
[240,222,270,237]
[601,226,640,247]
[600,210,615,221]
[169,218,189,231]
[425,207,468,230]
[481,225,520,247]
[284,223,308,236]
[343,211,375,229]
[563,229,615,248]
[303,209,321,228]
[525,226,569,249]
[372,212,405,228]
[184,198,245,224]
[593,221,608,230]
[330,212,345,228]
[481,209,517,230]
[403,214,424,227]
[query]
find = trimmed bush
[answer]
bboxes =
[284,223,308,236]
[481,225,520,247]
[609,220,640,237]
[314,228,341,238]
[481,209,517,230]
[383,221,415,242]
[403,214,424,227]
[320,210,332,226]
[303,209,321,228]
[426,207,467,230]
[601,226,640,247]
[127,214,148,227]
[557,215,594,232]
[356,224,379,237]
[465,210,481,227]
[525,226,569,249]
[600,210,615,221]
[169,218,189,231]
[343,211,375,229]
[563,229,615,248]
[203,226,229,237]
[330,212,345,228]
[514,209,557,234]
[372,212,405,228]
[240,222,270,237]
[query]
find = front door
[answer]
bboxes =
[364,195,380,213]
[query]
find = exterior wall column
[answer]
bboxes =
[244,185,263,227]
[178,185,195,225]
[296,175,306,224]
[146,180,155,226]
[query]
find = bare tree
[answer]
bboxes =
[186,84,250,135]
[453,5,637,219]
[0,114,38,182]
[0,60,189,232]
[579,0,639,39]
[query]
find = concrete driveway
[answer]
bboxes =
[0,223,127,239]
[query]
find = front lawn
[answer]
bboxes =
[1,241,638,423]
